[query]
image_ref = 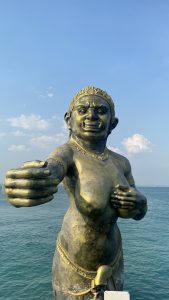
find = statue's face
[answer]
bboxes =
[68,95,112,141]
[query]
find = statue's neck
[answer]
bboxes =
[71,134,107,154]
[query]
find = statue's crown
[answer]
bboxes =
[72,86,112,103]
[68,86,115,117]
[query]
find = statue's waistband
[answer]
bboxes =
[56,234,122,296]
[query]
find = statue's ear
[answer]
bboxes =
[111,117,118,130]
[108,117,118,134]
[64,112,71,130]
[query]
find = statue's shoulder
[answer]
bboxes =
[48,141,73,162]
[108,149,131,170]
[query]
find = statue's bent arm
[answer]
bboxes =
[111,157,147,220]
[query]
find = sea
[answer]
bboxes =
[1,186,169,300]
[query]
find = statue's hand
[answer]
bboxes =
[4,160,59,207]
[110,185,147,219]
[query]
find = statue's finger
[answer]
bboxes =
[119,201,134,208]
[111,201,134,210]
[111,200,119,206]
[4,178,59,188]
[118,206,134,210]
[6,168,51,179]
[115,184,129,191]
[7,195,54,207]
[112,198,133,205]
[21,160,47,168]
[5,186,58,198]
[114,190,135,197]
[113,192,136,202]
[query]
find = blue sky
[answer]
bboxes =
[0,0,169,185]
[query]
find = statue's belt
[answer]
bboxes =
[56,236,122,297]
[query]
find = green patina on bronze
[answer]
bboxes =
[4,86,147,300]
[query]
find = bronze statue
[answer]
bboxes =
[4,87,147,300]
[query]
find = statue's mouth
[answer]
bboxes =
[83,122,101,131]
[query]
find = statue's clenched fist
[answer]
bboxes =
[4,160,59,207]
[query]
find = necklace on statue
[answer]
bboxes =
[70,137,109,161]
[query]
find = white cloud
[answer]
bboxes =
[47,92,54,98]
[62,120,68,132]
[108,146,123,155]
[0,132,6,138]
[12,130,25,137]
[39,86,55,99]
[7,114,50,131]
[51,115,61,121]
[30,133,68,148]
[8,144,30,152]
[39,92,54,99]
[122,134,152,154]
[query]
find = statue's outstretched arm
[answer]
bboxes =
[4,144,71,208]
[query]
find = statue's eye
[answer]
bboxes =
[78,107,87,114]
[97,107,108,114]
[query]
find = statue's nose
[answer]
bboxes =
[86,108,98,120]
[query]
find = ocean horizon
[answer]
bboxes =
[1,186,169,300]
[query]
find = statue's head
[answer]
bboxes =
[65,86,118,141]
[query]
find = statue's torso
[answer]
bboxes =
[59,147,128,270]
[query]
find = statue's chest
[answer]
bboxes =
[73,155,127,203]
[75,156,111,181]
